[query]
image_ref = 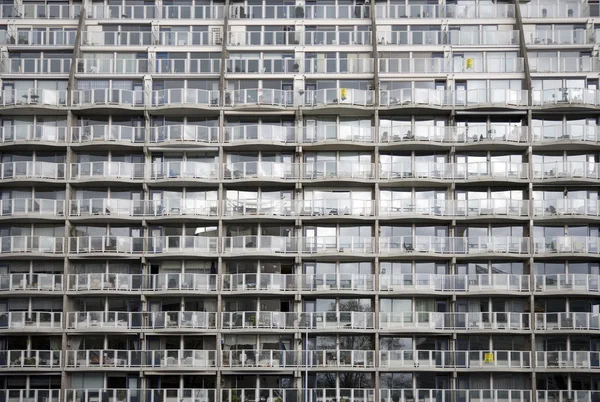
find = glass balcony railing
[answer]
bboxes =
[297,199,375,216]
[144,199,219,217]
[0,30,76,46]
[533,199,600,217]
[69,199,143,217]
[161,5,224,19]
[1,4,81,19]
[66,390,216,402]
[76,58,149,74]
[222,236,297,254]
[304,57,374,74]
[2,58,70,74]
[66,273,141,292]
[81,31,153,46]
[304,88,375,107]
[529,57,600,73]
[0,350,61,369]
[153,58,220,74]
[148,273,217,292]
[224,125,295,144]
[222,390,299,402]
[533,88,600,106]
[155,31,216,46]
[67,312,142,330]
[379,125,528,144]
[152,89,219,107]
[231,5,370,19]
[0,236,65,254]
[380,162,529,181]
[302,161,375,179]
[220,311,375,330]
[0,125,66,144]
[147,236,218,255]
[533,162,600,180]
[532,125,600,143]
[151,125,219,144]
[68,236,144,255]
[536,351,600,369]
[380,89,528,107]
[534,236,600,254]
[0,273,62,292]
[89,4,158,19]
[0,390,60,402]
[535,312,600,331]
[222,273,296,292]
[303,31,372,46]
[66,349,216,368]
[224,161,297,180]
[379,312,530,331]
[379,274,530,293]
[521,3,591,18]
[379,236,529,255]
[302,125,374,143]
[0,198,65,217]
[299,236,375,254]
[147,311,217,330]
[379,58,524,74]
[0,88,67,106]
[65,349,142,368]
[0,161,66,181]
[0,311,63,330]
[225,89,294,107]
[538,391,600,402]
[71,89,144,107]
[378,30,518,46]
[221,349,374,368]
[525,29,589,45]
[70,162,145,181]
[227,31,296,46]
[376,4,515,19]
[226,58,298,74]
[379,199,529,218]
[380,350,530,369]
[534,274,600,293]
[150,161,219,181]
[380,390,531,402]
[70,125,145,144]
[300,273,374,292]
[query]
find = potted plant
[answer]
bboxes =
[24,357,36,366]
[116,390,127,402]
[231,395,241,402]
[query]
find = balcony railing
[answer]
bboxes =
[66,349,216,368]
[226,58,298,74]
[533,88,600,106]
[534,199,600,217]
[526,30,590,45]
[66,311,142,330]
[222,273,296,292]
[379,58,524,74]
[534,162,600,180]
[0,311,62,330]
[538,391,600,402]
[378,30,518,46]
[521,3,591,18]
[380,350,531,369]
[302,125,374,143]
[155,31,217,46]
[0,236,65,254]
[0,350,61,368]
[144,349,217,368]
[89,4,224,19]
[380,162,529,181]
[380,390,531,402]
[70,125,145,144]
[67,273,141,292]
[0,161,65,181]
[71,89,144,107]
[147,311,217,330]
[147,273,217,292]
[224,125,296,144]
[1,30,76,46]
[222,198,293,216]
[76,58,149,74]
[304,57,374,74]
[0,273,63,292]
[304,88,375,107]
[69,198,143,217]
[380,89,528,107]
[303,161,375,180]
[147,236,218,255]
[297,199,375,216]
[534,236,600,254]
[225,89,294,107]
[379,274,530,293]
[376,4,515,19]
[1,4,81,19]
[535,312,600,331]
[300,236,376,254]
[221,349,374,368]
[154,58,220,74]
[66,349,141,368]
[152,89,219,107]
[536,351,600,369]
[0,125,66,144]
[532,125,600,144]
[0,390,60,402]
[303,31,372,46]
[220,311,375,330]
[68,236,144,255]
[70,162,145,181]
[145,199,219,217]
[161,5,224,19]
[224,161,297,180]
[379,125,528,144]
[66,390,216,402]
[2,58,70,74]
[222,236,297,254]
[230,5,370,19]
[530,57,600,73]
[379,236,530,255]
[0,88,67,106]
[81,31,153,46]
[89,5,157,19]
[150,161,219,181]
[379,312,530,331]
[0,198,64,218]
[534,274,600,293]
[151,125,218,144]
[300,273,374,292]
[379,199,529,218]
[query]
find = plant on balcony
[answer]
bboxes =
[231,395,241,402]
[23,357,36,366]
[275,398,283,402]
[116,390,127,402]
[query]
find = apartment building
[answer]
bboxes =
[0,0,599,402]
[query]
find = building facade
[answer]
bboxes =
[0,0,599,402]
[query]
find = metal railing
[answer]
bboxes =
[303,31,372,46]
[89,5,157,19]
[379,274,530,293]
[379,312,530,331]
[2,58,70,74]
[1,4,81,19]
[152,88,220,107]
[0,125,66,144]
[380,389,531,402]
[302,125,374,143]
[89,4,224,19]
[379,125,528,144]
[534,274,600,293]
[161,5,224,19]
[379,198,529,218]
[66,311,216,330]
[229,5,370,19]
[70,162,145,180]
[0,30,76,46]
[220,311,375,330]
[76,58,149,74]
[521,3,591,18]
[221,349,374,368]
[0,198,64,217]
[0,273,63,292]
[222,273,296,292]
[0,390,60,402]
[379,57,524,74]
[66,349,216,368]
[380,350,531,369]
[147,311,217,329]
[536,351,600,369]
[147,273,217,292]
[302,161,375,179]
[226,58,298,74]
[380,161,529,181]
[0,161,65,180]
[147,236,218,255]
[379,236,530,255]
[69,199,143,217]
[535,312,600,331]
[376,4,515,19]
[533,162,600,180]
[0,311,62,330]
[533,199,600,217]
[304,57,374,74]
[225,89,294,107]
[222,236,297,254]
[153,58,220,74]
[65,390,216,402]
[0,88,67,106]
[538,391,600,402]
[224,125,295,144]
[68,236,144,255]
[304,88,375,107]
[533,88,600,106]
[66,273,142,292]
[299,236,376,254]
[534,236,600,255]
[224,161,297,180]
[227,31,299,46]
[150,161,219,181]
[0,350,61,368]
[532,125,600,143]
[151,125,218,144]
[71,89,144,107]
[300,273,374,292]
[525,30,590,45]
[380,88,528,107]
[0,236,65,254]
[378,30,518,46]
[70,125,144,144]
[529,57,600,73]
[81,31,154,46]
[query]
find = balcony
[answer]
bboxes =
[222,236,297,254]
[535,312,600,331]
[538,391,600,402]
[1,30,76,46]
[378,312,531,331]
[379,58,525,74]
[380,89,528,108]
[0,390,60,402]
[224,125,296,144]
[380,162,529,181]
[533,88,600,107]
[297,199,375,217]
[379,350,531,370]
[71,89,144,108]
[222,273,296,292]
[66,349,216,369]
[151,89,219,108]
[302,161,375,180]
[154,58,220,74]
[2,58,70,74]
[66,273,141,292]
[379,236,529,256]
[0,125,67,145]
[532,125,600,144]
[379,199,529,219]
[147,273,217,292]
[150,162,219,181]
[0,198,65,218]
[161,5,224,19]
[0,236,65,255]
[534,236,600,255]
[222,198,293,217]
[155,31,219,46]
[525,30,590,46]
[151,125,219,144]
[89,4,157,19]
[147,236,218,255]
[534,162,600,181]
[378,30,518,46]
[379,274,530,293]
[303,31,372,46]
[0,350,61,369]
[521,3,591,18]
[0,89,67,107]
[225,89,294,108]
[530,57,600,73]
[225,58,298,74]
[71,125,145,145]
[301,273,374,292]
[304,89,375,107]
[375,4,515,19]
[299,236,375,255]
[220,311,375,330]
[226,31,298,47]
[380,390,531,402]
[69,199,143,218]
[302,125,374,144]
[81,31,154,46]
[221,349,374,368]
[536,351,600,370]
[224,161,297,181]
[0,273,63,292]
[534,274,600,293]
[66,349,141,368]
[68,236,144,255]
[66,390,216,402]
[1,4,81,19]
[145,199,219,217]
[70,162,144,181]
[144,350,217,368]
[534,199,600,218]
[66,311,142,330]
[0,161,65,181]
[147,311,217,330]
[379,125,528,145]
[230,4,370,19]
[304,58,375,74]
[0,311,63,331]
[76,58,149,74]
